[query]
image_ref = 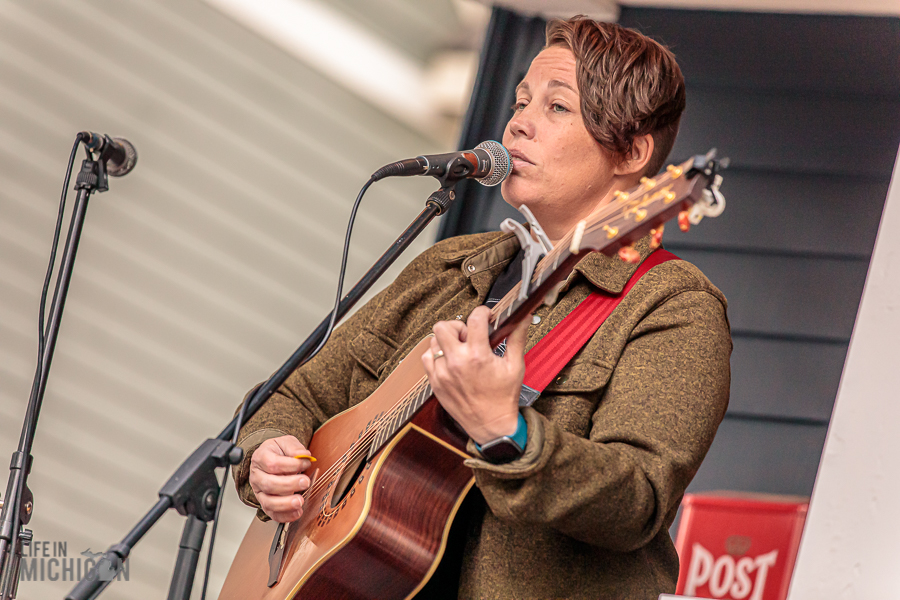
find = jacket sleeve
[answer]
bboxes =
[465,288,731,552]
[230,285,390,513]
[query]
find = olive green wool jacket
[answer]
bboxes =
[233,230,732,599]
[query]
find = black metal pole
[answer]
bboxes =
[167,516,208,600]
[0,179,95,599]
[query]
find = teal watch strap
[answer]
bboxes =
[475,412,528,453]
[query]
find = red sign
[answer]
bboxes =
[674,493,808,600]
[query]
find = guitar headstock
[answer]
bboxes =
[569,150,728,257]
[486,149,727,345]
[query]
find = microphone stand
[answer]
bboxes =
[0,147,116,599]
[64,181,460,600]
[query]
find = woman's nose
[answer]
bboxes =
[506,106,535,140]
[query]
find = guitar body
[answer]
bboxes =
[219,337,475,600]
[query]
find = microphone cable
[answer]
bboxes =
[35,136,83,400]
[200,176,377,600]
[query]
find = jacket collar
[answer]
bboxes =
[439,230,654,295]
[572,234,654,294]
[439,231,517,267]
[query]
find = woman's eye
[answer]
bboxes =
[511,101,527,112]
[551,103,569,113]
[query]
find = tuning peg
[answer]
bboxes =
[650,225,664,249]
[618,245,641,264]
[678,210,691,232]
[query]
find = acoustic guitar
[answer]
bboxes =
[219,152,726,600]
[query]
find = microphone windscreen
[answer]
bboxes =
[475,141,511,187]
[108,137,138,177]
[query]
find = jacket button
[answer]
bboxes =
[532,315,541,325]
[467,264,476,273]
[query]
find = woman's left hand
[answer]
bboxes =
[422,305,531,445]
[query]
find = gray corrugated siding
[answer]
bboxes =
[0,0,446,597]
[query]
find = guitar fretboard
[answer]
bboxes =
[366,378,432,460]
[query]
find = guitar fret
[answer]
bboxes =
[372,425,389,456]
[418,384,431,409]
[387,410,400,437]
[410,387,422,413]
[399,398,409,424]
[369,431,382,458]
[402,396,414,422]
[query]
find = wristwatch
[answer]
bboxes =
[475,413,528,464]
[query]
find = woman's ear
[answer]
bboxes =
[615,134,654,176]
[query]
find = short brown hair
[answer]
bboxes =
[546,17,686,176]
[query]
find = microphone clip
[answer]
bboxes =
[435,154,479,188]
[75,152,110,194]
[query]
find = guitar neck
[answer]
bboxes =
[487,252,582,346]
[367,377,433,460]
[486,155,710,345]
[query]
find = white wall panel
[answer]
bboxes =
[788,151,900,598]
[0,0,447,597]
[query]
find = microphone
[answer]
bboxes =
[371,140,511,186]
[79,132,138,177]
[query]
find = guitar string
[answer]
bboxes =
[299,165,686,504]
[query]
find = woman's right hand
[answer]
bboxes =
[248,435,314,523]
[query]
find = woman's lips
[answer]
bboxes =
[508,149,534,172]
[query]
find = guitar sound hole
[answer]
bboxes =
[330,453,367,509]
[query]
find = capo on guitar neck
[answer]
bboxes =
[500,205,554,301]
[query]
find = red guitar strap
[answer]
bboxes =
[522,249,678,393]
